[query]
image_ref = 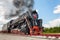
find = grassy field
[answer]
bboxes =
[43,32,60,34]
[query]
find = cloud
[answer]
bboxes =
[53,5,60,14]
[43,18,60,28]
[0,2,11,24]
[0,25,3,31]
[0,0,14,30]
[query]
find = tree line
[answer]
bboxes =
[43,26,60,33]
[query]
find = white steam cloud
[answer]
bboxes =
[0,0,34,30]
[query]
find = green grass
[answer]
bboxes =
[43,32,60,34]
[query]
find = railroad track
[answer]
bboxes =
[0,33,60,40]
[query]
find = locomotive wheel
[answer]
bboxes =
[7,28,11,33]
[25,26,30,35]
[20,24,30,35]
[20,21,30,35]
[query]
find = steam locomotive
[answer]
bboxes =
[2,10,43,35]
